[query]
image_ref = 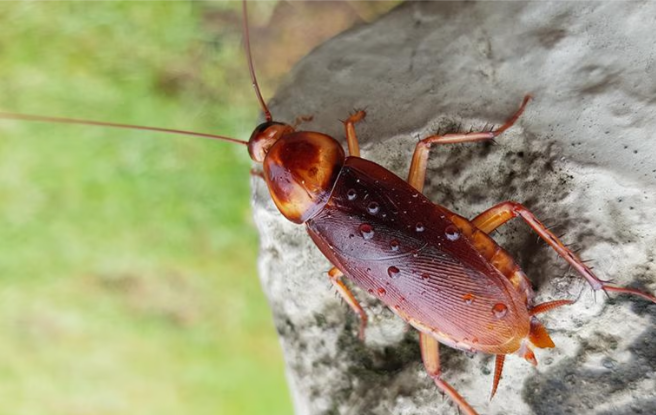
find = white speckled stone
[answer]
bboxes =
[252,2,656,414]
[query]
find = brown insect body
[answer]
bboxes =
[246,90,655,414]
[306,157,536,357]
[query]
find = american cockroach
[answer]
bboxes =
[2,2,656,414]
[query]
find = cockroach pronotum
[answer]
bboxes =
[1,2,655,414]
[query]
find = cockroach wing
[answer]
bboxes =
[306,157,530,354]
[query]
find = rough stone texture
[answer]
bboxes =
[251,2,656,415]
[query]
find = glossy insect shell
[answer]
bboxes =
[305,157,531,354]
[261,131,345,224]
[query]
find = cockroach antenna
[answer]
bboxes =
[242,0,272,122]
[0,112,249,146]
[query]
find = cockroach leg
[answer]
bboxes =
[249,168,265,179]
[342,110,366,157]
[407,96,531,193]
[328,267,368,341]
[490,354,506,400]
[419,333,479,415]
[471,201,656,303]
[529,299,574,316]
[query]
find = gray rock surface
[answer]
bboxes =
[251,2,656,414]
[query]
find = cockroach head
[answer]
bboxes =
[260,131,345,224]
[247,121,294,163]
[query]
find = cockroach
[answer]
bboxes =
[2,2,655,414]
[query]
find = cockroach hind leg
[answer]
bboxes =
[419,333,480,415]
[601,284,656,303]
[471,201,656,304]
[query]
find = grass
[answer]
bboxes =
[0,2,292,414]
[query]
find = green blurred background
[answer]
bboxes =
[0,1,397,414]
[0,2,289,414]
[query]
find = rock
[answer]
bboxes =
[251,2,656,414]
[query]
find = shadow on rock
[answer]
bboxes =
[523,299,656,415]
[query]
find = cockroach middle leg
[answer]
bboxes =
[471,201,656,302]
[328,267,367,340]
[419,333,479,415]
[407,95,531,192]
[342,110,366,157]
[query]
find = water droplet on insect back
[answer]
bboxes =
[390,239,400,251]
[387,266,400,279]
[415,222,425,232]
[367,201,380,214]
[462,293,475,304]
[445,225,460,241]
[377,287,387,296]
[359,223,374,239]
[492,303,508,318]
[347,189,357,201]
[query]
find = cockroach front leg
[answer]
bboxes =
[472,201,656,303]
[342,110,366,157]
[250,168,265,180]
[407,96,531,192]
[419,333,479,415]
[328,267,368,340]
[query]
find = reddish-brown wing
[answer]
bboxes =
[307,157,530,354]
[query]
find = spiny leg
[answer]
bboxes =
[407,95,531,192]
[466,206,563,398]
[328,267,368,340]
[529,299,574,315]
[342,110,366,157]
[419,332,479,415]
[490,354,505,400]
[471,201,656,302]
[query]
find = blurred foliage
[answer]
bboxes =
[0,2,283,414]
[0,1,399,414]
